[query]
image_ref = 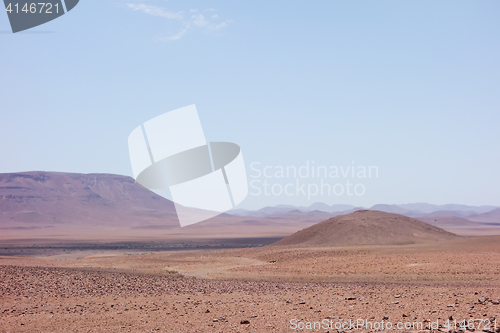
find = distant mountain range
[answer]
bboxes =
[230,203,499,219]
[230,202,500,237]
[1,171,499,244]
[229,204,360,217]
[0,172,336,244]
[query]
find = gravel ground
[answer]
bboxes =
[1,265,500,333]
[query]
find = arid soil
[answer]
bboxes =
[273,210,458,247]
[1,265,499,333]
[1,236,500,332]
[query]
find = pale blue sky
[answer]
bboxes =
[1,1,499,209]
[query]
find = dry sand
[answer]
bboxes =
[1,235,500,332]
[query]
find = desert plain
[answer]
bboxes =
[1,173,500,332]
[1,234,500,333]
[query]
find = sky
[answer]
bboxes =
[1,0,499,210]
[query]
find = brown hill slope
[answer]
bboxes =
[273,210,459,246]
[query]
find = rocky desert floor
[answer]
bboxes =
[1,236,500,332]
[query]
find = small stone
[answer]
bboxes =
[383,316,389,320]
[240,320,250,324]
[205,309,210,313]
